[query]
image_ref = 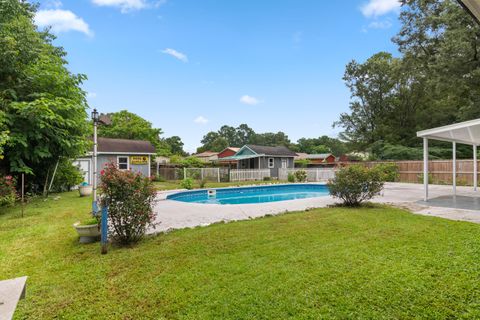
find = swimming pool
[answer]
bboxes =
[166,184,329,205]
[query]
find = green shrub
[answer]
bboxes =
[52,159,84,192]
[0,175,16,207]
[287,173,295,183]
[180,178,194,190]
[374,163,399,182]
[100,163,157,245]
[294,170,307,182]
[294,159,310,168]
[327,165,385,207]
[199,179,207,188]
[263,176,271,181]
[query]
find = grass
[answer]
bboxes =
[153,179,284,190]
[2,192,480,319]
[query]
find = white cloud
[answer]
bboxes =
[240,95,260,106]
[91,0,166,13]
[161,48,188,63]
[361,0,400,17]
[368,19,393,29]
[43,0,63,9]
[35,9,93,36]
[87,92,97,99]
[194,116,208,124]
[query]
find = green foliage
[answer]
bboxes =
[328,165,385,206]
[0,0,89,189]
[287,172,295,183]
[0,175,16,207]
[336,0,480,156]
[197,124,292,153]
[263,176,271,181]
[180,178,194,190]
[163,136,186,156]
[51,159,84,192]
[80,217,100,226]
[198,179,207,188]
[100,163,157,245]
[98,110,163,152]
[373,163,399,182]
[182,157,205,168]
[295,159,310,168]
[294,136,347,156]
[294,170,307,182]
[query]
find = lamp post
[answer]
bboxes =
[91,108,108,254]
[91,108,99,215]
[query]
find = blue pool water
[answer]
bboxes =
[167,184,329,205]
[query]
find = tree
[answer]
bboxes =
[163,136,186,156]
[335,52,398,150]
[0,0,89,187]
[335,0,480,159]
[98,110,164,153]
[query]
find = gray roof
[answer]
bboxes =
[246,145,297,157]
[97,137,156,154]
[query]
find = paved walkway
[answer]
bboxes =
[148,183,480,234]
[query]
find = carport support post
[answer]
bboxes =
[453,141,457,196]
[423,138,429,202]
[474,144,478,192]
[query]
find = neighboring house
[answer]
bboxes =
[73,137,156,184]
[192,151,219,163]
[295,153,336,165]
[217,147,240,166]
[155,156,170,165]
[222,145,296,178]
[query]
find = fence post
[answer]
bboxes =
[217,168,220,183]
[316,169,319,182]
[183,167,186,180]
[201,168,204,180]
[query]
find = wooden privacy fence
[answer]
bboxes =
[278,168,336,182]
[230,169,270,182]
[345,160,480,186]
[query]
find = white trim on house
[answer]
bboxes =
[117,155,130,170]
[268,157,274,168]
[148,155,151,177]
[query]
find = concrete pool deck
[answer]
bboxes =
[148,182,480,234]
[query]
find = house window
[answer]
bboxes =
[281,158,288,168]
[117,156,129,170]
[268,158,275,168]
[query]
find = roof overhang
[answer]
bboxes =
[220,154,264,161]
[458,0,480,24]
[416,118,480,145]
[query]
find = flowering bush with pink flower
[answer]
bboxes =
[99,163,157,244]
[0,175,17,207]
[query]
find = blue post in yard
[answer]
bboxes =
[101,205,108,254]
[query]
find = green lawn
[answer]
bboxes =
[2,192,480,319]
[153,179,285,190]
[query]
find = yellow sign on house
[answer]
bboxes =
[130,156,149,165]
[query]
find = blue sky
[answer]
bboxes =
[34,0,402,152]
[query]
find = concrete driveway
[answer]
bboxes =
[148,183,480,234]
